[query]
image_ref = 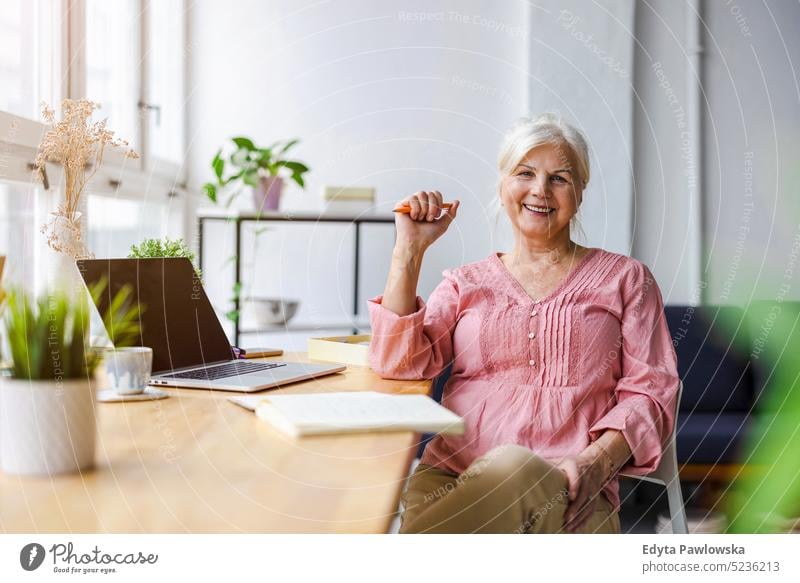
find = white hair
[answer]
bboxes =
[498,113,590,186]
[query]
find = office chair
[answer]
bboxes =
[620,380,688,534]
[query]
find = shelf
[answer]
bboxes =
[198,209,394,346]
[197,207,394,223]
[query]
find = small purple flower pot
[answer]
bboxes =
[253,176,284,213]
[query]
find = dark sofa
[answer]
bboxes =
[666,300,799,473]
[665,305,754,467]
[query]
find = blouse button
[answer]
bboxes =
[528,332,535,339]
[528,359,536,366]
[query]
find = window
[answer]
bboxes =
[83,0,187,179]
[87,193,180,259]
[146,0,186,170]
[0,1,61,293]
[85,0,142,159]
[0,0,61,119]
[0,183,36,289]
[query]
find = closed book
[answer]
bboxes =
[250,391,464,438]
[307,334,370,366]
[322,186,375,202]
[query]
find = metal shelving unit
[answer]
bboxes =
[197,208,395,346]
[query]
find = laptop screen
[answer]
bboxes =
[77,257,234,373]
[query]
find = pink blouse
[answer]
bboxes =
[367,248,680,511]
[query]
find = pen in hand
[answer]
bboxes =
[392,202,455,214]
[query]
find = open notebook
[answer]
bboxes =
[229,391,464,438]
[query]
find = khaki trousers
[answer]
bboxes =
[399,444,620,534]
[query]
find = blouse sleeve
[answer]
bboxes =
[367,269,459,380]
[588,261,680,475]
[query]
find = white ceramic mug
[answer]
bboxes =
[102,347,153,395]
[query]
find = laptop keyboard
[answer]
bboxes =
[161,361,287,381]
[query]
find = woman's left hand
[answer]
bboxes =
[555,448,611,532]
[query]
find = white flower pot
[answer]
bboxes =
[0,377,97,476]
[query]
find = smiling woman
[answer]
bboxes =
[368,113,680,534]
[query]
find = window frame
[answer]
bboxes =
[0,113,49,184]
[140,0,189,184]
[0,0,192,243]
[0,0,189,184]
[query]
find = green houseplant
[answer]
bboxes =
[0,283,140,476]
[202,136,310,212]
[129,237,201,277]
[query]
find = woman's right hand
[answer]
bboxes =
[393,191,460,254]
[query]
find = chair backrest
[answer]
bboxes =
[416,363,453,458]
[430,363,451,404]
[620,380,683,485]
[621,380,688,534]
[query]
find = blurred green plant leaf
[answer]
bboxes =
[232,136,255,151]
[211,149,224,180]
[203,182,217,203]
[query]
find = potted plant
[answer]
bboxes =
[202,136,310,212]
[128,237,201,277]
[0,283,140,476]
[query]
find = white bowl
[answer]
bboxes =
[244,298,300,327]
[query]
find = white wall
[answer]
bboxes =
[632,1,800,305]
[187,0,529,344]
[632,1,698,304]
[701,0,800,305]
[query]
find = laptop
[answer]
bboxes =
[77,257,346,392]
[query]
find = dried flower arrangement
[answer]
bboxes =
[35,99,138,258]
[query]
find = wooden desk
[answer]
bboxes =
[0,353,430,533]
